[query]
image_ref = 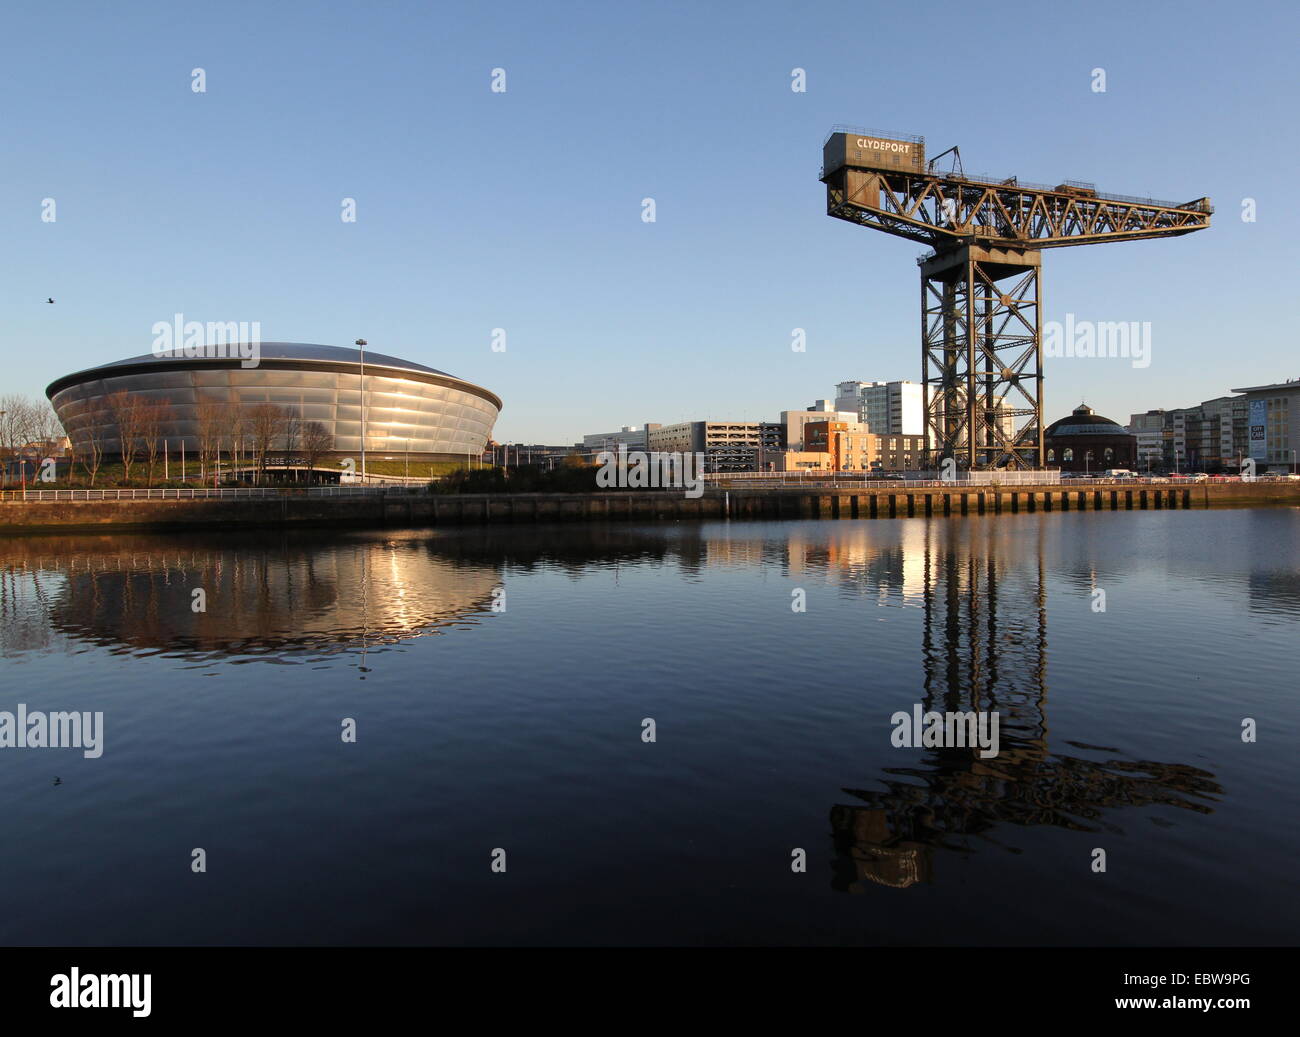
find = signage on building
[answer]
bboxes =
[1249,399,1267,460]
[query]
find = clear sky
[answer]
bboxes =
[4,0,1297,444]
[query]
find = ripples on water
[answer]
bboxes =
[0,509,1296,945]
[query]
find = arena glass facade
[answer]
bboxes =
[45,343,502,462]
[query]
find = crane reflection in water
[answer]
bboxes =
[0,520,1226,897]
[826,519,1222,891]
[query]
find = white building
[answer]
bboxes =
[834,381,873,414]
[835,380,925,435]
[1127,410,1166,470]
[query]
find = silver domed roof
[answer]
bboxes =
[92,342,451,378]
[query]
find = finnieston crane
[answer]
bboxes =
[821,127,1212,470]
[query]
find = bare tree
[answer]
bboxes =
[282,411,302,482]
[28,402,63,451]
[225,403,250,479]
[247,404,286,485]
[196,400,225,483]
[108,391,147,483]
[27,402,66,483]
[0,396,67,485]
[301,421,331,484]
[0,395,36,488]
[139,400,171,485]
[77,400,109,487]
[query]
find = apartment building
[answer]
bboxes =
[834,380,925,435]
[1232,380,1299,470]
[1129,396,1249,472]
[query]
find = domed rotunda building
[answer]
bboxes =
[1043,403,1136,473]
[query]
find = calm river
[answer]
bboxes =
[0,509,1296,944]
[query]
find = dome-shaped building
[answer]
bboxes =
[1043,403,1136,472]
[46,343,501,465]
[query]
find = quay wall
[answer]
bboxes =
[1,482,1298,534]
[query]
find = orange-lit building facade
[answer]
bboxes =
[781,421,926,472]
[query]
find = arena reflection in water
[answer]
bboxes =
[0,530,503,663]
[0,525,720,662]
[0,520,1224,897]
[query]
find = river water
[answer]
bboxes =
[0,509,1296,945]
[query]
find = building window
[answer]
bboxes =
[1104,448,1113,462]
[1063,448,1073,462]
[1047,449,1055,462]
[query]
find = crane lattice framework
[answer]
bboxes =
[821,127,1212,469]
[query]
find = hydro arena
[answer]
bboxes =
[45,342,502,464]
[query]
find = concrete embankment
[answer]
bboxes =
[1,481,1297,534]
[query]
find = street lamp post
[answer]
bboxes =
[355,339,367,484]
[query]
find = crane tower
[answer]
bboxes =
[821,128,1212,469]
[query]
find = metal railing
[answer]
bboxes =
[702,473,1241,490]
[825,124,925,146]
[705,469,1061,485]
[0,485,429,502]
[0,475,1267,502]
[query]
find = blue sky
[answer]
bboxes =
[3,0,1297,443]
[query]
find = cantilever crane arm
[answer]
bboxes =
[824,167,1212,249]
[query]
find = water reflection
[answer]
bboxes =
[829,521,1221,891]
[0,520,1227,892]
[0,531,502,663]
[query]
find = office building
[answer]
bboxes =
[834,380,925,435]
[777,422,927,472]
[780,408,859,451]
[581,425,661,452]
[1232,379,1299,470]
